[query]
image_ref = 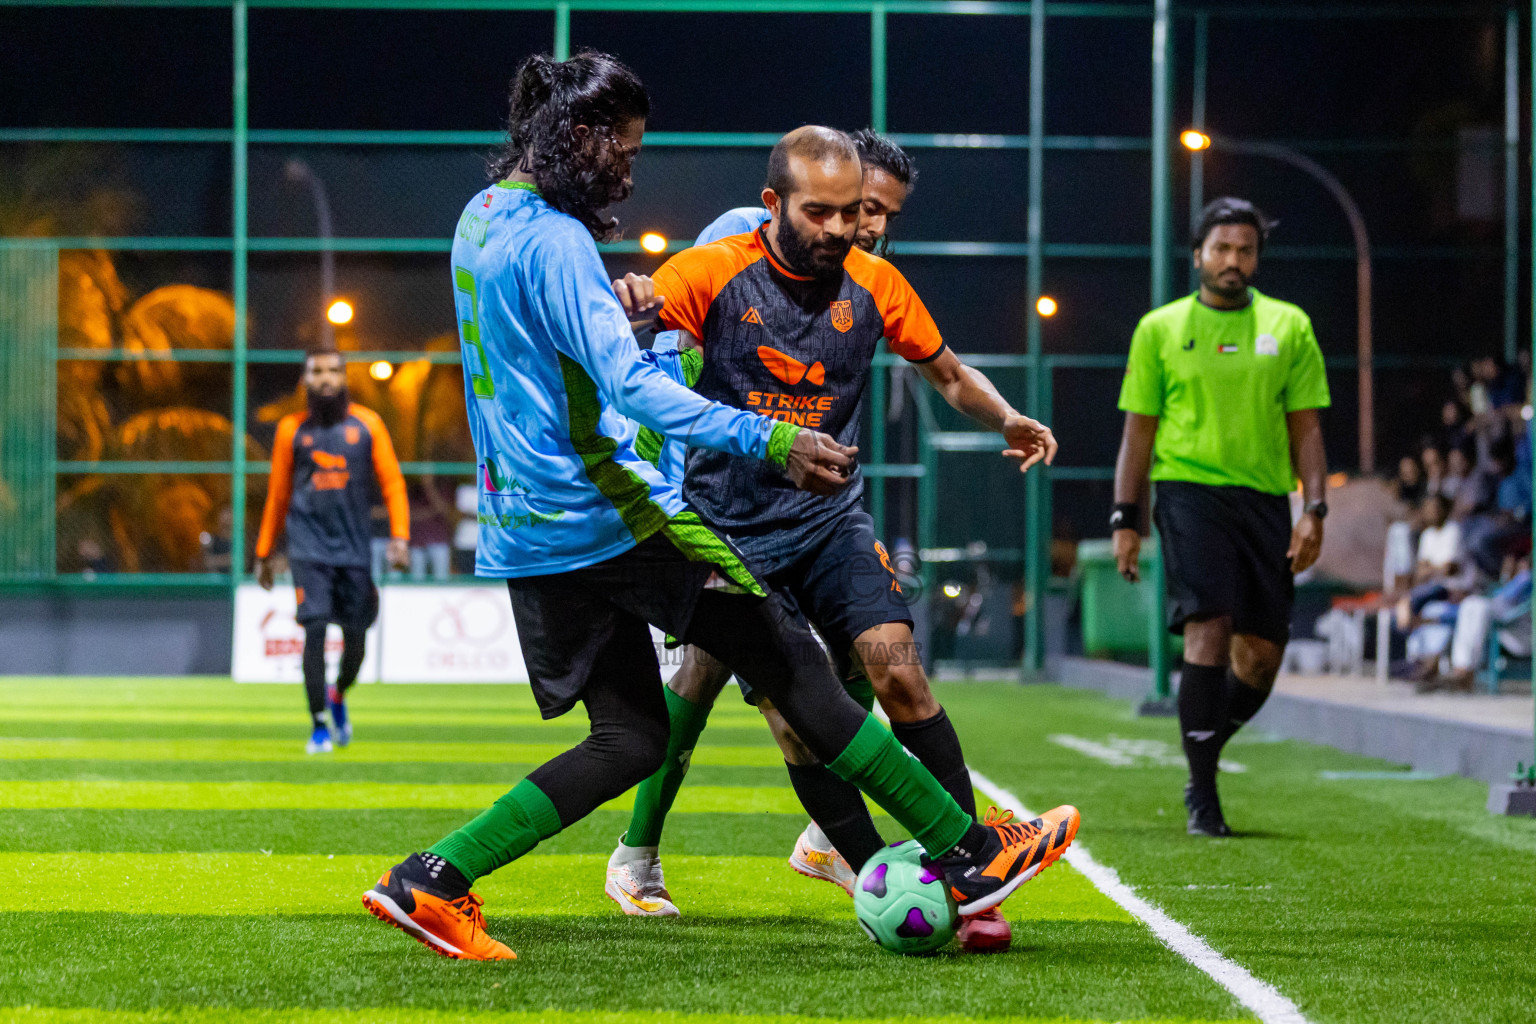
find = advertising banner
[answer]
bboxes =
[231,583,381,684]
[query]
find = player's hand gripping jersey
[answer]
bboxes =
[256,404,409,567]
[651,225,944,540]
[450,183,797,578]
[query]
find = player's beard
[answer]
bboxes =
[1200,263,1251,302]
[775,215,852,282]
[307,385,350,427]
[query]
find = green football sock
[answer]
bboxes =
[844,672,876,713]
[428,777,562,883]
[827,714,970,857]
[623,686,713,848]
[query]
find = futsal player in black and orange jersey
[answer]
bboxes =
[254,349,410,753]
[605,127,1071,952]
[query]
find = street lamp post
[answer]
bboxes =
[1182,131,1375,474]
[284,159,337,350]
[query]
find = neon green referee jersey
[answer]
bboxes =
[1118,289,1330,495]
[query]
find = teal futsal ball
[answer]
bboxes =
[853,840,959,954]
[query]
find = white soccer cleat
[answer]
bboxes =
[604,840,680,917]
[788,823,856,895]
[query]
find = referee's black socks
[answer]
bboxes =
[1177,663,1227,795]
[1219,669,1272,747]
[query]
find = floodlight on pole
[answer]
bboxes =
[285,159,338,348]
[1181,129,1375,473]
[327,299,354,325]
[1036,296,1058,317]
[639,232,668,254]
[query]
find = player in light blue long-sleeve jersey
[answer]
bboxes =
[360,51,1064,962]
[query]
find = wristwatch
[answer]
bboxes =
[1303,499,1328,520]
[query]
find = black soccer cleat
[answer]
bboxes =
[1184,782,1232,837]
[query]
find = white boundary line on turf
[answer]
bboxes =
[968,768,1310,1024]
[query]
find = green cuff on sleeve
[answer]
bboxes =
[766,421,801,471]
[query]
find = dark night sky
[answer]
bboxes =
[1,3,1524,540]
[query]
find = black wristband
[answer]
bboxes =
[1110,502,1140,532]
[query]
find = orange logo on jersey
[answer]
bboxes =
[311,450,350,491]
[741,307,763,325]
[300,434,314,447]
[758,345,825,387]
[830,300,853,333]
[875,540,903,593]
[345,426,360,445]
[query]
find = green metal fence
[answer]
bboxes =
[0,0,1522,689]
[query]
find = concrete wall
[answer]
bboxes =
[0,594,232,675]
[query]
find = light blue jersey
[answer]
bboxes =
[451,184,793,578]
[644,207,770,485]
[651,207,769,354]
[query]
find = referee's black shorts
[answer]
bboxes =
[1153,480,1294,645]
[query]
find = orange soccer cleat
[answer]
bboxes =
[942,804,1080,917]
[362,853,516,960]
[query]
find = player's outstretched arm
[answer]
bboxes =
[913,348,1057,472]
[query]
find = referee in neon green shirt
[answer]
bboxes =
[1112,197,1330,837]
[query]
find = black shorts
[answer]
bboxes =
[505,511,778,719]
[290,560,379,630]
[734,510,914,704]
[1153,481,1294,645]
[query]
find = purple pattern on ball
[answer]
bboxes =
[895,907,935,938]
[862,862,889,897]
[918,866,940,885]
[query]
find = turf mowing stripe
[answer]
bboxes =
[0,739,783,766]
[969,768,1308,1024]
[0,781,807,813]
[0,851,1128,923]
[0,760,791,787]
[0,1008,1247,1024]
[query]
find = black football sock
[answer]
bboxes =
[891,708,977,820]
[302,621,328,727]
[335,626,367,696]
[1177,662,1227,798]
[1217,669,1273,748]
[784,761,886,872]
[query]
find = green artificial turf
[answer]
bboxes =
[1,677,1532,1023]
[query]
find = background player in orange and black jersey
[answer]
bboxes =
[254,350,410,753]
[606,128,1062,953]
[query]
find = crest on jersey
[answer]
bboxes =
[345,426,360,445]
[830,300,853,333]
[483,192,493,208]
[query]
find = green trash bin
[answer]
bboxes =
[1076,538,1183,659]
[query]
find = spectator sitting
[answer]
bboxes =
[1427,562,1533,693]
[1441,447,1471,505]
[1396,494,1471,632]
[1391,454,1427,507]
[1420,444,1447,506]
[1463,430,1533,578]
[1436,400,1471,457]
